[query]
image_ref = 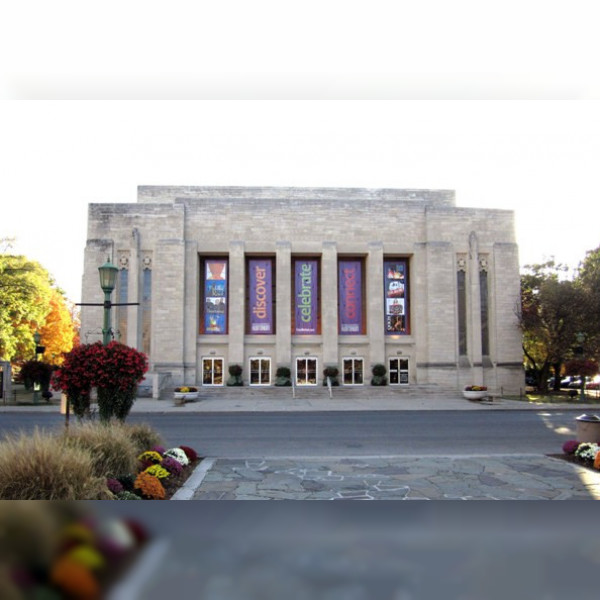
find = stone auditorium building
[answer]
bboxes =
[80,186,523,395]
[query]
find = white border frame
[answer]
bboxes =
[389,357,410,386]
[295,357,319,386]
[249,356,272,386]
[201,356,225,386]
[342,357,365,386]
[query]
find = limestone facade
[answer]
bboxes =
[80,186,523,394]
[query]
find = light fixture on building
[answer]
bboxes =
[98,257,118,346]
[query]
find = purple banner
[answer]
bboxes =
[249,259,273,334]
[204,259,227,334]
[339,260,362,334]
[294,260,318,334]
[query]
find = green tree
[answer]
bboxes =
[0,253,53,362]
[576,245,600,359]
[519,261,586,392]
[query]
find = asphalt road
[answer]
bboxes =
[0,409,579,456]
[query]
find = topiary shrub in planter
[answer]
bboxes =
[323,365,340,386]
[275,366,292,386]
[371,363,387,386]
[226,364,243,386]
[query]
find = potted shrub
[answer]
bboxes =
[323,365,339,386]
[371,363,387,386]
[275,366,292,386]
[226,364,243,386]
[463,385,488,400]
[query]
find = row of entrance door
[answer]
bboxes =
[202,357,410,386]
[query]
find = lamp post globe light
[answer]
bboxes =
[98,257,118,346]
[576,331,587,403]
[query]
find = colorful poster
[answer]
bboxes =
[294,260,318,334]
[249,259,273,334]
[204,259,227,334]
[384,260,408,334]
[338,260,362,334]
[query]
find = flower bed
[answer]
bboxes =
[0,503,151,599]
[115,445,201,500]
[559,439,600,472]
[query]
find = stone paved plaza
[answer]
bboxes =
[188,455,600,501]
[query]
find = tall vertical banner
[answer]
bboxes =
[204,259,227,334]
[338,260,363,334]
[249,259,273,334]
[294,260,318,334]
[384,260,408,334]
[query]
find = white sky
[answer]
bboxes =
[1,1,600,302]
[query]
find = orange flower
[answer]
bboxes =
[134,471,165,500]
[594,451,600,470]
[50,556,100,600]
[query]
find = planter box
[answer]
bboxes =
[173,391,199,403]
[463,390,488,401]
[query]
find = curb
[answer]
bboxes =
[170,458,216,500]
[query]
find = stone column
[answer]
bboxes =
[367,241,385,368]
[276,241,292,367]
[127,228,141,350]
[321,241,338,367]
[228,241,245,365]
[153,239,185,381]
[183,240,199,383]
[468,232,483,385]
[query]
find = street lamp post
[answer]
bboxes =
[98,258,119,346]
[576,331,587,403]
[32,331,44,403]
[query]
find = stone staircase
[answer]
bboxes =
[191,384,448,401]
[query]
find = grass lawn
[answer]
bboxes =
[507,390,600,405]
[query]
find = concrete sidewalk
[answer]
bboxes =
[2,384,597,413]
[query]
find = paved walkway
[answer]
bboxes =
[2,388,596,413]
[174,454,600,501]
[4,388,600,501]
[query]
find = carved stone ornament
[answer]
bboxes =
[457,254,467,272]
[118,254,130,270]
[142,255,152,270]
[479,255,489,272]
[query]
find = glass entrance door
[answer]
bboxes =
[250,358,271,386]
[202,357,224,386]
[343,358,364,385]
[296,357,318,386]
[389,357,409,385]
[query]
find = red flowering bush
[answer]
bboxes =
[179,445,199,462]
[564,359,599,378]
[52,342,148,422]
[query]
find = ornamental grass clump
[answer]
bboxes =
[0,430,109,500]
[60,422,139,479]
[125,422,165,455]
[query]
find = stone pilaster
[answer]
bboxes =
[367,241,385,367]
[276,241,292,367]
[321,241,339,366]
[228,241,245,365]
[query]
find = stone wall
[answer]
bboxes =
[80,186,523,394]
